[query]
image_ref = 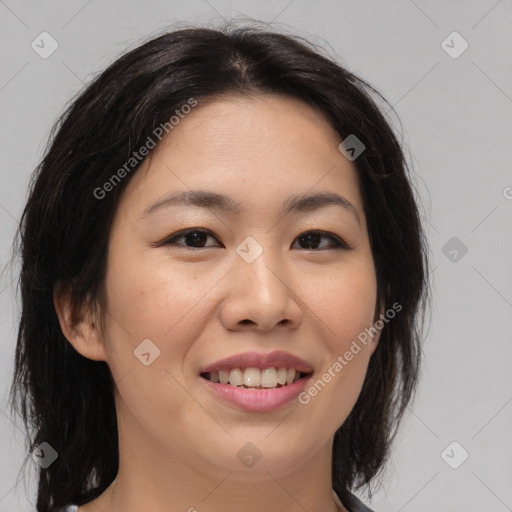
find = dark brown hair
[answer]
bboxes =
[8,24,430,511]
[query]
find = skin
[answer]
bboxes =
[54,94,383,512]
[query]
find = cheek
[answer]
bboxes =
[100,256,200,440]
[104,248,211,342]
[307,259,378,346]
[100,250,217,415]
[296,260,377,416]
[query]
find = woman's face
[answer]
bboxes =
[90,94,381,479]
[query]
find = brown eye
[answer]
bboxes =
[159,228,350,251]
[162,229,221,249]
[292,231,350,250]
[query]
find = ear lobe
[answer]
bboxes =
[53,279,108,362]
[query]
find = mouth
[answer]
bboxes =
[200,367,313,390]
[198,350,314,412]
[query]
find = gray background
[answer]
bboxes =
[1,1,511,511]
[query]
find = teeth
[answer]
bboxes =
[229,368,244,387]
[260,368,277,388]
[206,367,305,388]
[277,367,287,385]
[243,367,261,387]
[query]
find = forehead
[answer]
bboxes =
[116,94,363,219]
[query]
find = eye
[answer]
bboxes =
[291,230,351,250]
[161,229,220,249]
[159,228,351,251]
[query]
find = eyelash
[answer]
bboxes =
[158,228,351,251]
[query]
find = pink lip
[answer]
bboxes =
[201,374,312,412]
[199,350,314,374]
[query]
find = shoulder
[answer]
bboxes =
[335,489,377,512]
[35,506,78,512]
[343,492,377,512]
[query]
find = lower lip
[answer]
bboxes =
[201,375,312,412]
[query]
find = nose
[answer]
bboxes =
[219,247,303,332]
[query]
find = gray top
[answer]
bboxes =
[57,490,375,512]
[334,489,376,512]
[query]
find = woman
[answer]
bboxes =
[9,25,430,512]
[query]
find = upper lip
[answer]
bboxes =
[199,350,314,374]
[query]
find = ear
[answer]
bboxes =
[53,279,108,361]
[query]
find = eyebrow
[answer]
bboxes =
[141,190,361,225]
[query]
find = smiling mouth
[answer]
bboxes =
[200,367,312,390]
